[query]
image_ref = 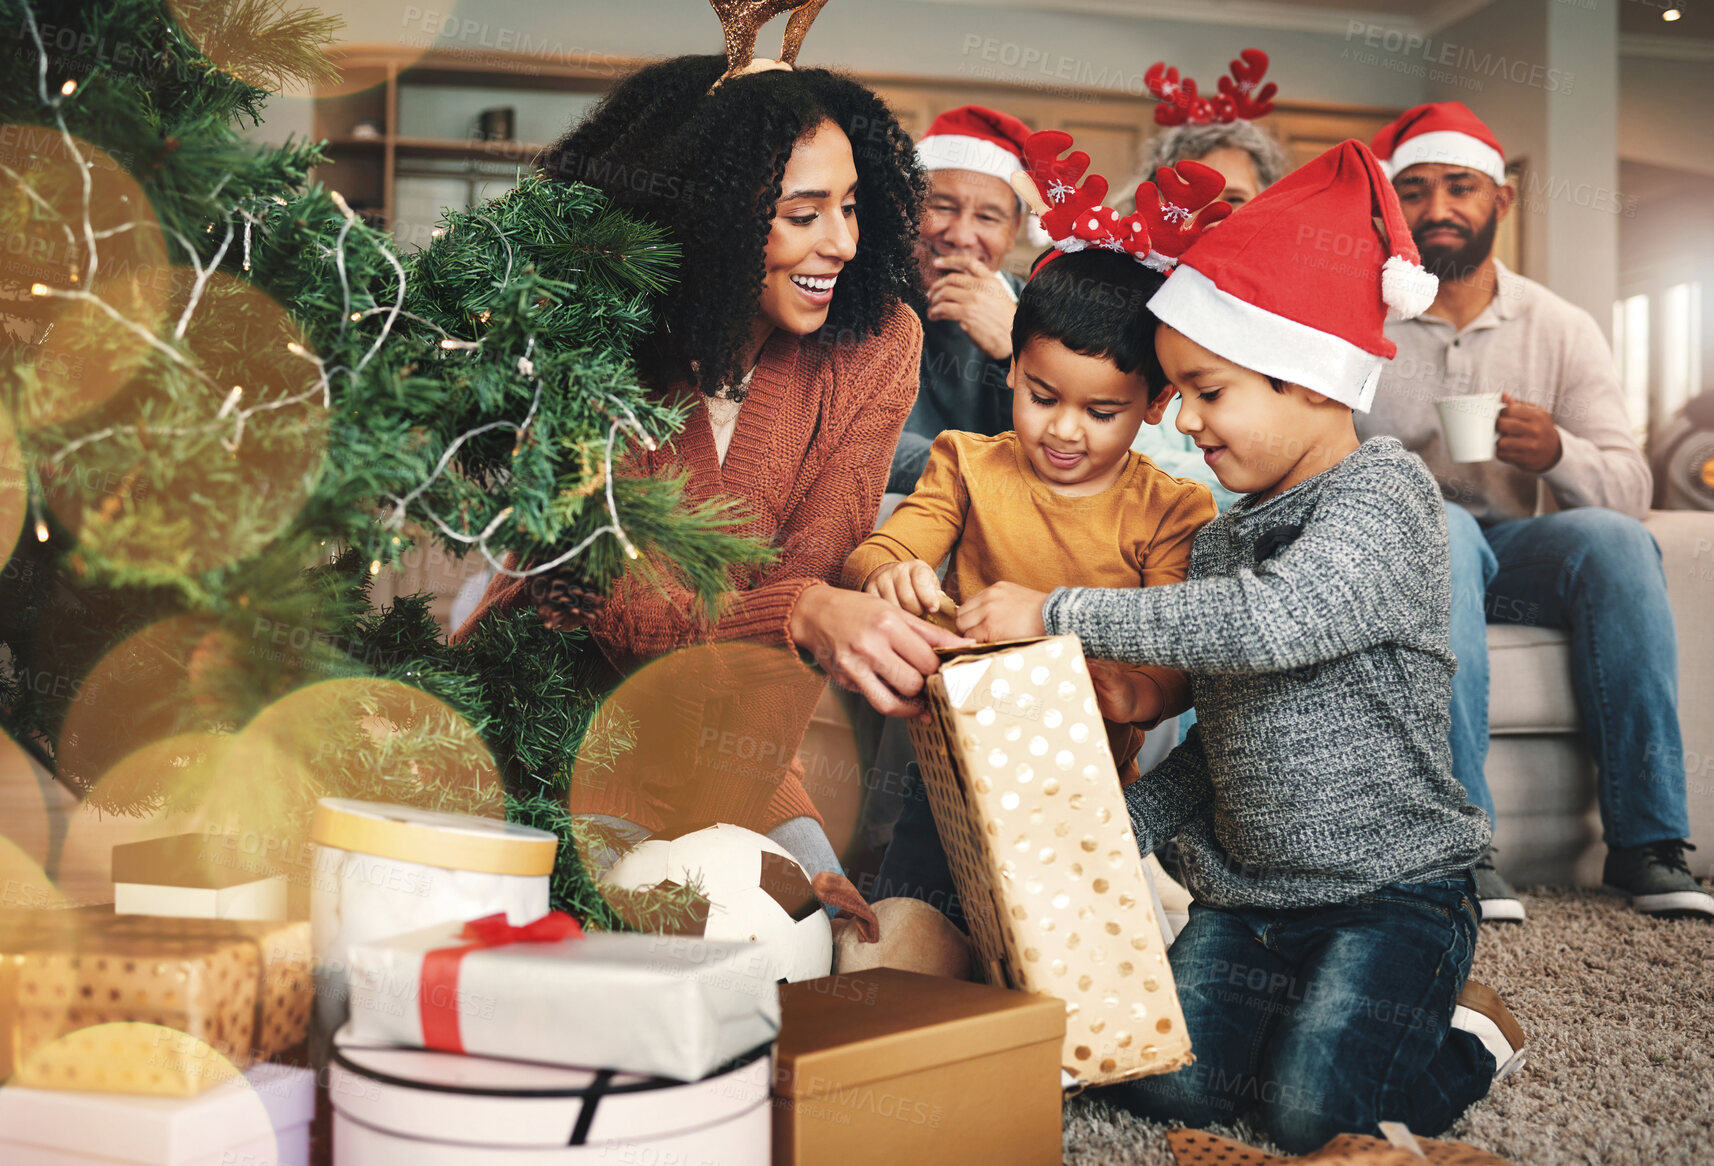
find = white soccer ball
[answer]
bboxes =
[599,823,832,982]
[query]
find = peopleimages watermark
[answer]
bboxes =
[957,34,1151,97]
[398,6,627,74]
[1342,21,1574,95]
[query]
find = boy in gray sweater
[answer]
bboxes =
[957,141,1520,1153]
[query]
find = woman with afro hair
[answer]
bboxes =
[461,54,966,880]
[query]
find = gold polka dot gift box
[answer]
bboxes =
[906,635,1192,1088]
[0,906,312,1095]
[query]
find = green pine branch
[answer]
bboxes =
[0,2,794,936]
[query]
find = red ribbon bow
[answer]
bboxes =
[420,911,583,1053]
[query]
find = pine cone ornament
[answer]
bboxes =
[532,571,606,631]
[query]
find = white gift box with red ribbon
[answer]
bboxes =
[343,913,780,1081]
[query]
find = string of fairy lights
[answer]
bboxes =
[12,4,652,581]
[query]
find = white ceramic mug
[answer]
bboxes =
[1435,393,1504,462]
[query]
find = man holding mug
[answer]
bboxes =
[1358,102,1710,922]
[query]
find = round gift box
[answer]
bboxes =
[329,1036,772,1164]
[311,799,557,1045]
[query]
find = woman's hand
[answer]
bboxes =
[862,559,942,616]
[1087,660,1164,726]
[791,584,971,718]
[956,581,1049,642]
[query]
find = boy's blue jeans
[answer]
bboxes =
[1109,874,1493,1154]
[1444,503,1689,847]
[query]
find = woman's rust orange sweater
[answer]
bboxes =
[459,304,922,836]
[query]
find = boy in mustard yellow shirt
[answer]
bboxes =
[843,245,1216,924]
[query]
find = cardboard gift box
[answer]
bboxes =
[0,906,312,1095]
[344,916,779,1081]
[113,833,288,922]
[310,799,555,1047]
[329,1026,771,1164]
[772,967,1065,1166]
[0,1062,313,1166]
[907,635,1193,1087]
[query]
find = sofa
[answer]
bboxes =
[1489,511,1714,884]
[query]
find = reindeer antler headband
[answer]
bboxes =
[708,0,832,89]
[1009,130,1232,276]
[1145,48,1278,127]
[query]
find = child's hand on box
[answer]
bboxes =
[863,560,943,617]
[956,582,1048,642]
[1087,660,1165,726]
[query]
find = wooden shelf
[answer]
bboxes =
[312,46,624,231]
[312,43,1403,247]
[330,45,653,92]
[392,137,549,160]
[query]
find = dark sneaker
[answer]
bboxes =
[1603,840,1714,918]
[1473,847,1525,922]
[1452,979,1526,1081]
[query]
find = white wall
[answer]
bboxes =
[247,0,1714,335]
[1423,0,1621,332]
[1542,0,1619,329]
[1619,54,1714,178]
[250,0,1432,147]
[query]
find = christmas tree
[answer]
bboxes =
[0,0,761,927]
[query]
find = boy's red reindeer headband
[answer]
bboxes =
[1008,131,1232,277]
[1145,48,1277,127]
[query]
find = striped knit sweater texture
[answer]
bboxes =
[1043,437,1490,909]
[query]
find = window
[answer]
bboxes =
[1613,293,1650,444]
[1661,281,1704,423]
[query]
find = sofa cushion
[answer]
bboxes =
[1486,624,1580,734]
[1486,735,1604,887]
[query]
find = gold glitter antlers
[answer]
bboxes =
[708,0,833,88]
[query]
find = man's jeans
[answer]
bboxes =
[1444,503,1689,848]
[1108,875,1492,1153]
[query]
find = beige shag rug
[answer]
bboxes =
[1063,887,1714,1166]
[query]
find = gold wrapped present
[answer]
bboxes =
[0,906,311,1095]
[908,635,1193,1087]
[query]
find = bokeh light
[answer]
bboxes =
[42,272,329,581]
[572,641,856,878]
[203,677,506,875]
[13,1022,242,1096]
[0,728,54,876]
[0,406,24,565]
[0,134,170,429]
[0,836,62,913]
[56,760,209,906]
[57,617,226,802]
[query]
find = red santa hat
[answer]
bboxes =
[1145,139,1437,413]
[1370,101,1507,186]
[915,105,1033,188]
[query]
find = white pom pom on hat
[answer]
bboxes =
[1382,254,1438,320]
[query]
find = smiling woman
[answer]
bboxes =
[457,53,966,881]
[756,122,861,344]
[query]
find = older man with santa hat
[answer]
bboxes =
[1359,101,1712,924]
[887,105,1032,495]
